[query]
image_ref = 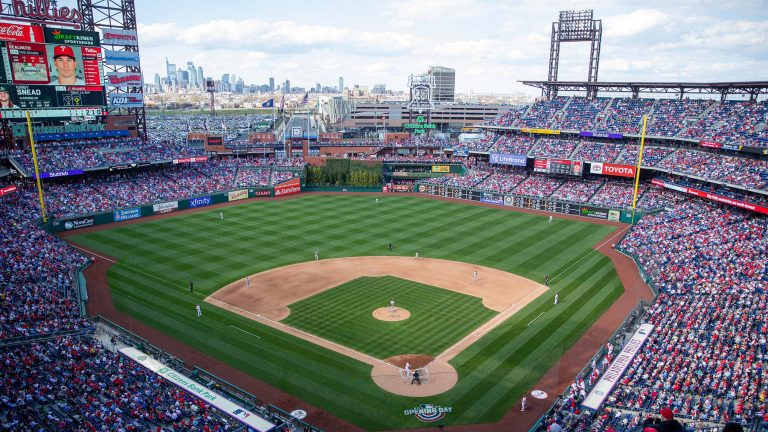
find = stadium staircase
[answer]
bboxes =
[7,157,27,177]
[551,96,573,129]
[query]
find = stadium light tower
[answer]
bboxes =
[547,9,602,99]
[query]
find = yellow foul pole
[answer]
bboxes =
[26,111,47,223]
[630,115,648,224]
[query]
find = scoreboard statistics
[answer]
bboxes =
[0,23,105,118]
[533,158,584,176]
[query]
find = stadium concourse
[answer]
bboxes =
[0,95,766,431]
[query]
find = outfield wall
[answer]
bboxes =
[414,184,643,223]
[48,187,274,233]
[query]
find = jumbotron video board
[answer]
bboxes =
[533,158,584,176]
[0,22,105,119]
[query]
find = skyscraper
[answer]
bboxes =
[427,66,455,102]
[197,67,204,90]
[269,77,275,92]
[338,77,343,93]
[165,57,177,86]
[187,62,197,89]
[284,79,291,93]
[153,73,162,92]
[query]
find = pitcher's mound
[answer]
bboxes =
[372,307,410,321]
[371,354,458,397]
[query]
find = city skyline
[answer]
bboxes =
[136,0,768,96]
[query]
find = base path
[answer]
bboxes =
[208,256,548,397]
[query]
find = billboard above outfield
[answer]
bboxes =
[0,22,106,117]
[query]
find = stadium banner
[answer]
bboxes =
[583,324,655,410]
[106,72,142,88]
[521,127,560,135]
[480,192,503,205]
[35,169,84,179]
[43,27,100,46]
[188,195,213,208]
[431,165,450,173]
[173,156,208,164]
[698,140,722,149]
[579,205,610,220]
[153,201,179,214]
[104,49,140,66]
[228,189,248,202]
[113,207,141,222]
[0,23,44,43]
[62,216,94,230]
[608,210,621,222]
[100,28,139,46]
[589,162,636,178]
[652,179,768,215]
[579,131,623,139]
[0,184,18,196]
[274,178,301,197]
[120,347,276,432]
[489,152,527,166]
[108,93,143,108]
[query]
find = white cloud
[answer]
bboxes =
[604,9,669,38]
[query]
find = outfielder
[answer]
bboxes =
[196,304,202,317]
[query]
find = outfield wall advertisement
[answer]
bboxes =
[274,178,301,197]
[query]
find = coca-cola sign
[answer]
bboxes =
[589,162,636,178]
[4,0,83,28]
[0,22,44,42]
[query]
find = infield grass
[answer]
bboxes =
[284,276,497,358]
[70,194,624,430]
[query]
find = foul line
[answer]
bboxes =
[550,224,631,283]
[229,325,261,339]
[432,283,550,365]
[69,244,206,298]
[527,312,545,327]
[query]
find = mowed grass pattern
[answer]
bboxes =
[70,194,623,430]
[283,276,497,358]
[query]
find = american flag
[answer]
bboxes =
[300,92,309,105]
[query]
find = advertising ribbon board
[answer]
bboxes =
[489,152,527,166]
[521,128,560,135]
[579,131,623,139]
[35,169,84,179]
[431,165,450,173]
[653,179,768,215]
[582,324,655,410]
[227,189,248,202]
[120,347,275,432]
[173,156,208,164]
[589,162,636,178]
[274,178,301,197]
[0,185,18,196]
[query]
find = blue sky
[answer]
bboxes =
[134,0,768,95]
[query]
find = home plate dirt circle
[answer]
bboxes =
[372,307,411,321]
[371,354,458,397]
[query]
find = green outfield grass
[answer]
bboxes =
[283,276,497,358]
[69,194,624,430]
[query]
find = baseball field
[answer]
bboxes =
[68,194,625,430]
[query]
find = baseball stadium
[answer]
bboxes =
[1,3,767,432]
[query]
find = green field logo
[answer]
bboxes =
[404,403,452,422]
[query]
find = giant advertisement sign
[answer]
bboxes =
[227,189,248,202]
[583,324,655,410]
[120,347,275,432]
[589,162,636,178]
[62,216,94,230]
[100,28,139,46]
[106,72,142,88]
[0,23,45,42]
[489,152,527,167]
[651,179,768,215]
[104,49,140,66]
[274,178,301,197]
[113,207,141,222]
[153,201,179,214]
[108,92,143,108]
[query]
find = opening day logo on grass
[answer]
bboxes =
[404,404,453,422]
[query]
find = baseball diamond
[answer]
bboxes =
[68,194,627,430]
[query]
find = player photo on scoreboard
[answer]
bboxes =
[47,44,87,86]
[0,85,19,109]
